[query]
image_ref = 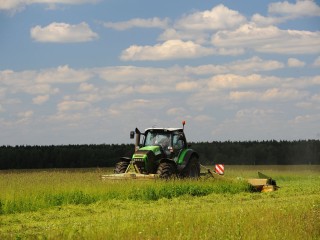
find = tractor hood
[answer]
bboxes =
[134,145,162,157]
[132,145,161,174]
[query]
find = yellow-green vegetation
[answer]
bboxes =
[0,166,319,239]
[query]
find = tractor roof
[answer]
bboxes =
[144,127,183,133]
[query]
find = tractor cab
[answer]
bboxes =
[142,128,186,160]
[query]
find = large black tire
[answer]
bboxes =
[182,156,200,178]
[114,161,130,174]
[156,162,176,179]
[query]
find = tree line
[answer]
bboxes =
[0,144,134,170]
[0,140,319,169]
[191,140,320,165]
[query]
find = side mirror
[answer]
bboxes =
[130,131,135,139]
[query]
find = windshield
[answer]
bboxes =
[145,131,171,148]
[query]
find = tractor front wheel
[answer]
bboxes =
[156,162,176,179]
[114,161,129,174]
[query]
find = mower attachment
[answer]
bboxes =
[247,172,279,192]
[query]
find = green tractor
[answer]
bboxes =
[110,121,200,179]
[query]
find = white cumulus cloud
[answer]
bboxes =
[103,17,169,30]
[0,0,98,12]
[212,23,320,54]
[251,14,284,26]
[175,4,246,31]
[291,113,320,124]
[207,74,278,90]
[228,56,284,73]
[120,40,215,61]
[176,81,200,92]
[17,110,34,118]
[184,57,284,75]
[36,65,93,83]
[268,0,320,18]
[229,88,309,102]
[158,4,247,45]
[252,1,320,26]
[313,56,320,66]
[78,82,97,92]
[30,22,98,43]
[166,107,186,116]
[158,28,210,44]
[287,58,305,67]
[57,100,91,112]
[32,95,49,105]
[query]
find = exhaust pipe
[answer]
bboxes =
[134,128,141,152]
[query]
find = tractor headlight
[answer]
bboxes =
[133,158,144,162]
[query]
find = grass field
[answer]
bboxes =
[0,166,319,239]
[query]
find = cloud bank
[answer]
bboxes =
[31,22,98,43]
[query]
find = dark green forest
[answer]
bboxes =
[0,140,319,169]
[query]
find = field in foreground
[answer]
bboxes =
[0,166,319,239]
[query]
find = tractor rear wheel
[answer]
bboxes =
[156,162,176,179]
[114,161,129,174]
[182,156,200,178]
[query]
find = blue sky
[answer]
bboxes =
[0,0,320,145]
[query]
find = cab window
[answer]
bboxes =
[173,133,184,150]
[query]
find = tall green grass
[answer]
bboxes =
[0,166,319,239]
[1,166,320,215]
[0,170,251,214]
